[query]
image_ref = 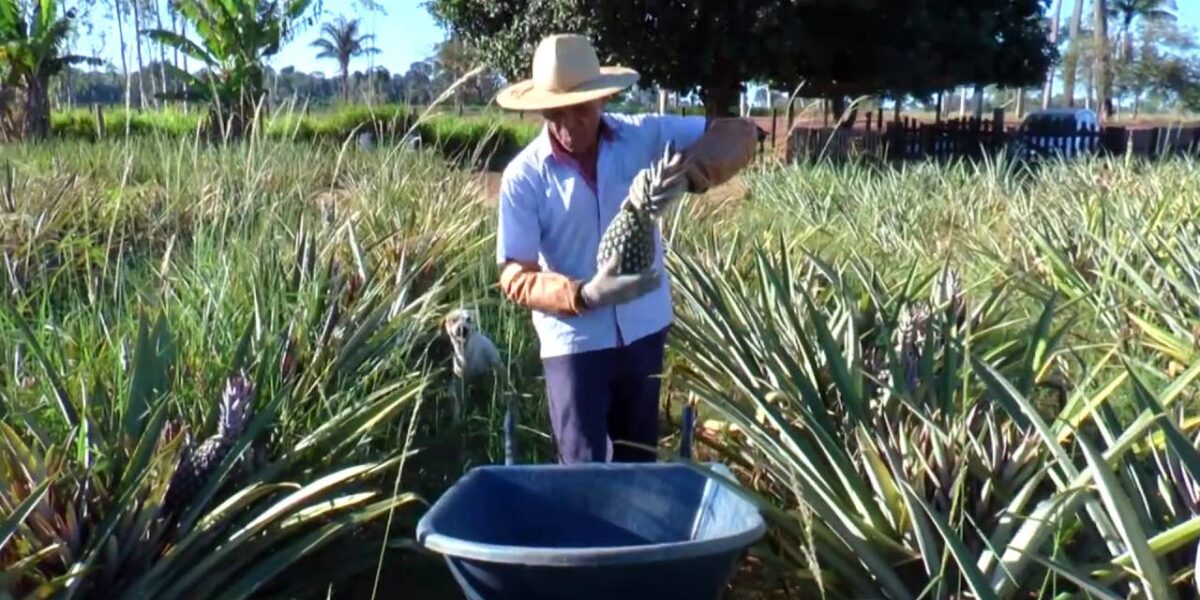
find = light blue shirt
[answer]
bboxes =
[496,112,708,359]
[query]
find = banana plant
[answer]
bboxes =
[0,0,100,141]
[142,0,316,140]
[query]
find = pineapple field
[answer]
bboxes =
[2,131,1200,599]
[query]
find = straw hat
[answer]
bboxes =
[495,34,639,111]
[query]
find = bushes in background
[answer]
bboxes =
[49,105,540,170]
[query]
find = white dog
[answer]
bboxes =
[442,308,503,422]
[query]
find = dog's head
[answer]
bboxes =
[442,308,478,346]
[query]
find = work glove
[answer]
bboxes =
[579,255,662,309]
[666,118,760,194]
[627,141,690,217]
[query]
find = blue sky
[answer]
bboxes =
[77,0,1200,77]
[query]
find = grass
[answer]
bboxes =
[1,129,1199,598]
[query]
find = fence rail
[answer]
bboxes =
[784,109,1200,164]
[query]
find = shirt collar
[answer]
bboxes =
[540,114,619,165]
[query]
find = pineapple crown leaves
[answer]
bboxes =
[217,373,254,440]
[625,140,687,218]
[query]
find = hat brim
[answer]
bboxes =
[495,67,639,111]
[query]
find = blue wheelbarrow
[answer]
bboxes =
[415,400,766,600]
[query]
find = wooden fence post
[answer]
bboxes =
[786,98,795,131]
[770,107,777,151]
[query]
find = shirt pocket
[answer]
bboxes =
[536,171,602,271]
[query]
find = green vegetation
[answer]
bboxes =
[47,105,541,170]
[1,130,1199,597]
[0,137,545,597]
[665,154,1200,597]
[2,0,1198,596]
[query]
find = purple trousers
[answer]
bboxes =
[541,327,669,464]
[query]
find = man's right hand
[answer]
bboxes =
[580,256,662,309]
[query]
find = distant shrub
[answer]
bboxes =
[52,109,203,141]
[49,105,540,170]
[418,114,539,170]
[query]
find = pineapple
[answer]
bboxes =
[596,141,686,275]
[895,303,930,394]
[163,374,254,514]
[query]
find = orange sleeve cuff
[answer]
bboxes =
[498,260,586,317]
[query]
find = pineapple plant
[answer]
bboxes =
[162,373,254,515]
[596,141,687,275]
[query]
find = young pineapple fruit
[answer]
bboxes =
[163,374,254,514]
[596,142,685,275]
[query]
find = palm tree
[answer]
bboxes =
[310,16,378,104]
[1108,0,1176,64]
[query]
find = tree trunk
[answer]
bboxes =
[112,0,132,117]
[829,95,849,125]
[23,75,50,141]
[1122,14,1134,64]
[1063,0,1085,106]
[1016,89,1026,119]
[131,0,148,108]
[341,63,349,104]
[702,84,739,120]
[177,5,188,79]
[1085,60,1094,109]
[1042,0,1064,109]
[155,0,168,105]
[1094,0,1113,120]
[0,84,20,142]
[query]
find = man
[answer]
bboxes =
[493,33,758,464]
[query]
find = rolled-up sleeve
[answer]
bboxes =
[496,167,541,265]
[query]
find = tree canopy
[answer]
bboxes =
[425,0,1058,118]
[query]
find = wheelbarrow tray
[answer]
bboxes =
[415,461,765,600]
